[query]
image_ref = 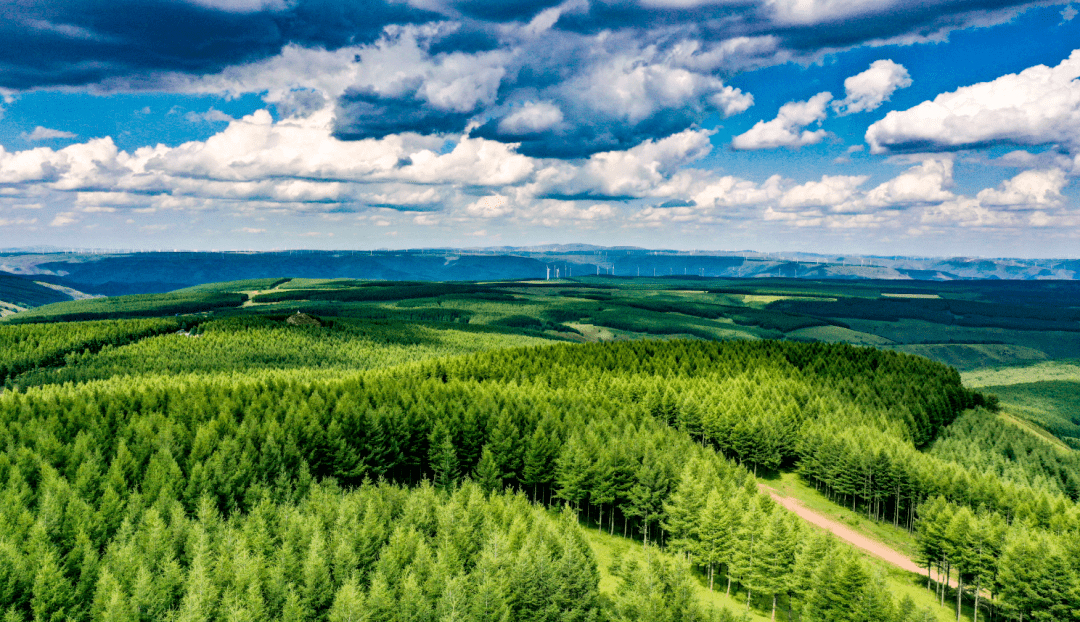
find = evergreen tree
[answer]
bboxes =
[429,421,459,493]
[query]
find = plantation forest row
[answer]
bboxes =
[1,279,1079,622]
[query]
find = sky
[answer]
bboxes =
[1,1,1080,256]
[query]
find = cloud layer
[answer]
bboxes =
[0,0,1059,159]
[867,50,1080,154]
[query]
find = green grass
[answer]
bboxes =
[961,360,1080,387]
[786,325,896,346]
[757,472,977,621]
[579,524,771,622]
[761,471,919,559]
[577,507,969,622]
[983,381,1080,443]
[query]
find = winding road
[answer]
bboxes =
[758,484,956,588]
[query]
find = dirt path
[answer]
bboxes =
[758,484,956,588]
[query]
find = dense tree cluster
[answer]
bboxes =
[0,319,180,384]
[4,321,1079,622]
[929,409,1080,500]
[7,292,246,324]
[915,496,1080,621]
[0,337,993,621]
[3,477,605,622]
[12,317,548,387]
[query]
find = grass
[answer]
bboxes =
[960,360,1080,387]
[981,381,1080,443]
[576,502,970,622]
[579,524,771,622]
[786,325,896,346]
[757,472,976,621]
[997,410,1075,452]
[893,343,1050,371]
[760,471,919,559]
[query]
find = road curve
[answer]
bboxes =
[758,483,956,588]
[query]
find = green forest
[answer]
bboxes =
[1,277,1078,622]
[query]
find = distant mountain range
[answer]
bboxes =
[0,248,1077,305]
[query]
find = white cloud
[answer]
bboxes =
[465,195,513,218]
[867,50,1080,154]
[185,108,234,123]
[976,168,1067,207]
[21,127,77,141]
[182,0,292,13]
[833,60,911,115]
[0,217,37,227]
[779,175,868,210]
[731,92,831,150]
[767,0,893,25]
[49,212,79,227]
[498,102,564,135]
[864,159,955,207]
[532,129,715,199]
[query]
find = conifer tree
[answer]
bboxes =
[475,444,503,494]
[429,421,459,493]
[755,510,798,621]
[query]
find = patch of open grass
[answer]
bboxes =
[761,471,919,559]
[961,361,1080,387]
[578,523,770,621]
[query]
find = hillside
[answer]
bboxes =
[0,271,75,315]
[2,249,1078,297]
[0,278,1077,621]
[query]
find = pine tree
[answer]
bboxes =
[474,445,502,494]
[698,489,735,593]
[429,421,459,493]
[754,510,798,621]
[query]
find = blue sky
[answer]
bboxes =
[2,1,1080,256]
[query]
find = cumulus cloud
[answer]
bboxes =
[498,102,564,135]
[465,195,513,218]
[864,158,955,207]
[976,168,1067,207]
[21,127,78,141]
[779,175,868,210]
[833,60,911,115]
[731,92,831,150]
[867,50,1080,154]
[49,212,79,227]
[2,0,1051,165]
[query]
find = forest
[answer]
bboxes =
[0,278,1078,621]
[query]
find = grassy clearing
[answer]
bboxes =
[961,360,1080,387]
[761,471,919,558]
[980,381,1080,442]
[579,524,771,622]
[758,472,976,621]
[786,325,896,346]
[893,343,1049,371]
[578,502,969,622]
[998,410,1074,452]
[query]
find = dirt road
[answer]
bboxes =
[759,484,956,588]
